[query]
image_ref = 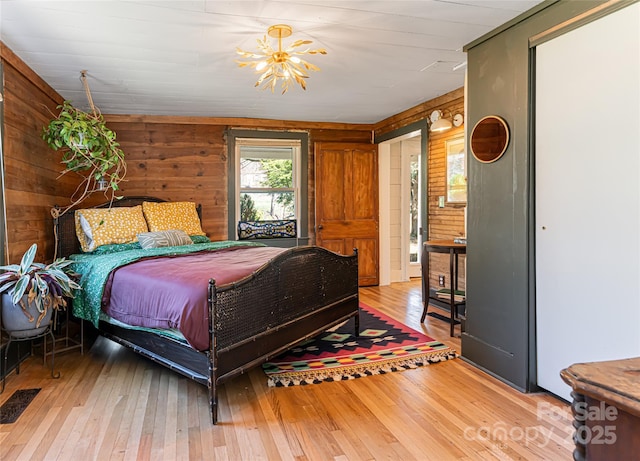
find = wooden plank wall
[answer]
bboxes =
[375,88,466,292]
[0,43,68,264]
[103,116,373,241]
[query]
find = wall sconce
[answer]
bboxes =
[429,110,464,133]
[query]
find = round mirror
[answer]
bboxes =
[470,116,510,163]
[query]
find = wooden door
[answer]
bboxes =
[315,142,379,286]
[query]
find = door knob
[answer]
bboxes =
[318,225,324,230]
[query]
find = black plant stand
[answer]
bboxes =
[44,308,83,363]
[1,324,60,393]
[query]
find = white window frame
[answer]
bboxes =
[235,138,301,228]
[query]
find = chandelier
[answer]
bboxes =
[236,24,326,94]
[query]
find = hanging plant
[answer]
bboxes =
[42,71,126,216]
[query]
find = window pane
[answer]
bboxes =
[240,147,293,189]
[240,192,295,221]
[410,153,419,263]
[447,150,466,202]
[446,137,466,203]
[239,145,296,221]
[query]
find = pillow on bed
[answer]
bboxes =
[90,242,142,255]
[137,229,194,249]
[75,206,149,252]
[190,235,211,244]
[142,201,206,236]
[238,220,297,239]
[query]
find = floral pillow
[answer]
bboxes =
[142,201,206,236]
[75,206,149,252]
[89,242,142,255]
[190,235,211,244]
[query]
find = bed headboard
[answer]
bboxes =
[53,196,202,259]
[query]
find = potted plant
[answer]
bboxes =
[0,244,81,338]
[42,100,127,214]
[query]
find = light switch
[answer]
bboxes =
[438,196,445,208]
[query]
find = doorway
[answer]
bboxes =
[405,135,422,278]
[377,122,428,285]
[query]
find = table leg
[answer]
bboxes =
[454,250,460,319]
[421,245,429,323]
[449,249,455,337]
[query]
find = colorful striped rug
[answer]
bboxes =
[262,303,457,387]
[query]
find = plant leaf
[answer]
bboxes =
[19,244,37,273]
[11,275,30,305]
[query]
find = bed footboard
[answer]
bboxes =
[208,246,359,424]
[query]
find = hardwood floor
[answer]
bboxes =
[0,280,573,460]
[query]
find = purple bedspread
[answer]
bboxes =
[102,246,286,351]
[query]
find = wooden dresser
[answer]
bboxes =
[561,357,640,461]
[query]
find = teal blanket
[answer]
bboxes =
[70,241,265,327]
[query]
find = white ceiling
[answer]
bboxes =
[0,0,542,124]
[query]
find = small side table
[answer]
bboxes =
[561,357,640,461]
[421,240,466,336]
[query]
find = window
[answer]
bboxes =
[445,136,467,203]
[237,140,299,223]
[227,130,308,245]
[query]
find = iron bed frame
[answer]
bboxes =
[54,196,360,424]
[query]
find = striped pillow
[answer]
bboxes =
[137,229,193,249]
